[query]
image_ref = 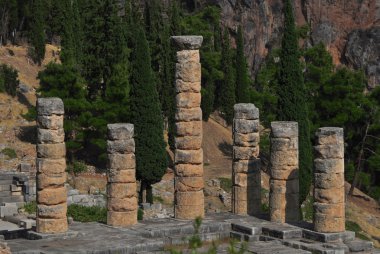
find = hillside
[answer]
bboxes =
[0,44,59,171]
[0,44,379,247]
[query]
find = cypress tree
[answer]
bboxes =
[277,0,313,204]
[220,29,236,125]
[235,26,250,103]
[130,25,168,203]
[29,0,46,65]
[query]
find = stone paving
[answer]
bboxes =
[5,213,378,254]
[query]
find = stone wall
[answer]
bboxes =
[172,36,205,220]
[314,127,345,233]
[36,98,68,233]
[269,122,299,223]
[106,124,137,227]
[232,104,261,215]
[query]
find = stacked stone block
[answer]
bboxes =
[314,127,345,233]
[269,122,299,223]
[36,98,67,233]
[172,35,204,220]
[106,124,137,227]
[232,104,261,215]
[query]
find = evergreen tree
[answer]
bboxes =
[235,26,250,103]
[220,29,235,125]
[277,0,313,204]
[130,25,167,203]
[29,0,45,65]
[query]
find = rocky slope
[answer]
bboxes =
[203,0,379,88]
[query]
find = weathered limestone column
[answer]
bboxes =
[36,98,67,233]
[269,122,299,223]
[106,124,137,227]
[314,127,345,233]
[172,35,204,219]
[232,104,261,215]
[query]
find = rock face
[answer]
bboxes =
[202,0,379,88]
[36,98,68,234]
[106,123,137,227]
[344,27,380,89]
[269,121,299,223]
[232,103,261,215]
[314,127,345,233]
[172,36,205,220]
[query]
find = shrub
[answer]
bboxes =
[345,220,371,241]
[138,208,144,221]
[0,64,19,96]
[219,178,232,193]
[67,161,87,175]
[67,204,107,223]
[22,106,37,122]
[23,201,37,214]
[1,148,17,159]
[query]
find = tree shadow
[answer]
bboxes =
[16,126,37,144]
[218,141,233,157]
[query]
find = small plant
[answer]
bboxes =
[345,220,371,241]
[261,203,269,213]
[1,148,17,159]
[67,161,87,175]
[302,195,314,222]
[219,178,232,193]
[138,208,144,221]
[22,107,37,122]
[23,201,37,214]
[67,204,107,223]
[153,195,164,204]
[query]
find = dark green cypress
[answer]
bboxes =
[130,25,168,204]
[220,29,236,125]
[235,26,250,103]
[277,0,313,204]
[29,0,46,65]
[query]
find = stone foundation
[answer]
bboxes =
[269,121,299,223]
[314,127,345,233]
[36,98,67,234]
[232,104,261,215]
[106,124,137,227]
[172,36,204,219]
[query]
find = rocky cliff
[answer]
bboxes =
[202,0,379,88]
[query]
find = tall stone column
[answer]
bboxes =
[106,124,137,227]
[232,104,261,215]
[314,127,345,233]
[172,35,204,220]
[36,98,67,233]
[269,122,299,223]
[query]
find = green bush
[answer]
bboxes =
[22,106,37,122]
[67,161,87,175]
[138,208,144,221]
[0,64,19,97]
[67,204,107,223]
[345,220,371,241]
[23,201,37,214]
[1,148,17,159]
[219,178,232,193]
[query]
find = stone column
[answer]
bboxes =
[232,104,261,215]
[172,35,204,220]
[314,127,345,233]
[269,122,299,223]
[106,124,137,227]
[36,98,67,233]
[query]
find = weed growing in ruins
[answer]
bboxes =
[67,161,87,175]
[301,195,314,222]
[138,208,144,221]
[1,148,17,159]
[219,178,232,193]
[67,204,107,223]
[346,221,371,241]
[23,201,37,214]
[21,106,37,122]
